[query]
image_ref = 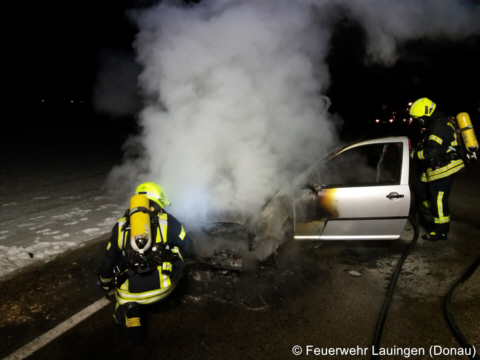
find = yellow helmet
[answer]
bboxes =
[134,182,171,208]
[409,98,436,118]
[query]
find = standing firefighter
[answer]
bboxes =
[409,98,465,241]
[98,182,194,344]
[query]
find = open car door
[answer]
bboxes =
[293,137,411,240]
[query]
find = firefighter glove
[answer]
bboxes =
[98,276,114,292]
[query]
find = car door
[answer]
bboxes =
[293,137,411,240]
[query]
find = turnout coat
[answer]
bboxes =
[99,209,194,305]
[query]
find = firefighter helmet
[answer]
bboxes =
[409,98,436,118]
[135,182,171,208]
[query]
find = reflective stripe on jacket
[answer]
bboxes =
[116,212,181,305]
[414,118,465,182]
[98,210,194,305]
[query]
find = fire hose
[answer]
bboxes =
[371,214,419,360]
[443,255,480,360]
[371,213,479,360]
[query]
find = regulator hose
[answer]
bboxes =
[371,214,419,360]
[443,255,480,360]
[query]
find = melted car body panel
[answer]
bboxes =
[294,137,411,240]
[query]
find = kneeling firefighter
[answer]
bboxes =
[98,182,194,344]
[409,98,470,241]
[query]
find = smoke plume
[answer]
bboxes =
[106,0,480,223]
[93,50,142,117]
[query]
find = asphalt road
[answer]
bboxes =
[1,163,479,360]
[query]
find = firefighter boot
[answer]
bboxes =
[125,302,145,345]
[422,232,447,242]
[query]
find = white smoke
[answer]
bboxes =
[109,0,337,221]
[107,0,480,223]
[339,0,480,65]
[93,50,142,117]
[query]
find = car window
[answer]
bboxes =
[315,142,403,188]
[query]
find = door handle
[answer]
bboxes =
[386,192,404,199]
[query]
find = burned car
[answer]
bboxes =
[197,136,413,268]
[291,136,412,240]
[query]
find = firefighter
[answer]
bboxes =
[98,182,194,344]
[409,98,465,241]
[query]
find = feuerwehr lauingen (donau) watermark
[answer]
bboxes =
[291,344,477,358]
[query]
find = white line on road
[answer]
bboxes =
[2,296,111,360]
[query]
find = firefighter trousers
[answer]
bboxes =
[413,174,456,235]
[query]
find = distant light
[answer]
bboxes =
[70,100,74,103]
[389,118,394,123]
[375,119,380,123]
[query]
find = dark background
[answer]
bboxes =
[2,1,137,109]
[2,1,479,138]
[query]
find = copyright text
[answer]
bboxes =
[291,345,477,358]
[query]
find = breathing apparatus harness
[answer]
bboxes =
[114,197,175,287]
[413,116,466,171]
[123,210,172,271]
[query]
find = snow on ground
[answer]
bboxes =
[0,190,125,279]
[0,119,129,280]
[3,116,478,284]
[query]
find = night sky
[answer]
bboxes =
[2,1,480,126]
[1,0,480,232]
[2,1,136,109]
[326,19,480,123]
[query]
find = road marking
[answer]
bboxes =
[3,296,111,360]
